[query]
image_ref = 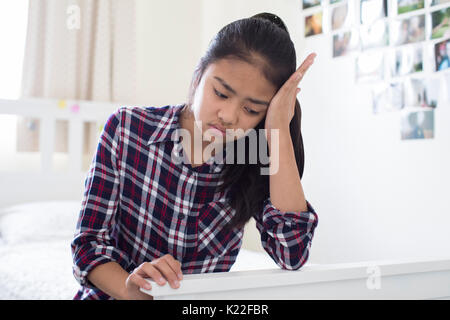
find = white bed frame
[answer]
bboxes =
[1,97,450,300]
[0,97,119,208]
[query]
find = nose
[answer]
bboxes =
[217,102,239,126]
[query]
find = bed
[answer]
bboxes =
[0,200,281,300]
[1,97,449,300]
[0,201,81,299]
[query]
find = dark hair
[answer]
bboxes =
[182,13,305,231]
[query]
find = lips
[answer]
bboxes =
[210,124,227,134]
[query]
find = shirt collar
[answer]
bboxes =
[147,104,184,145]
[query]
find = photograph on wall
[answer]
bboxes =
[360,19,389,50]
[333,30,360,57]
[389,44,423,77]
[332,3,350,31]
[372,84,389,114]
[356,51,384,82]
[431,7,450,39]
[303,0,322,10]
[305,11,323,37]
[434,37,450,71]
[391,14,425,45]
[432,0,450,5]
[405,78,440,108]
[397,0,424,15]
[400,109,434,140]
[360,0,388,25]
[371,82,404,114]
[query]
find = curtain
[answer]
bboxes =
[20,0,137,103]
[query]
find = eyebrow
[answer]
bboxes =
[213,76,270,107]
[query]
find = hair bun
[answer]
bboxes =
[251,12,289,34]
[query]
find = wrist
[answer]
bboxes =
[278,125,291,136]
[118,285,130,300]
[119,272,133,300]
[266,125,291,146]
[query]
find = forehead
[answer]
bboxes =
[204,58,277,97]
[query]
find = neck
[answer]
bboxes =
[179,107,217,166]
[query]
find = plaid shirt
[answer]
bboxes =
[71,103,319,300]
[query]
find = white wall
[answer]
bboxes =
[135,0,450,265]
[135,0,203,106]
[202,0,450,265]
[0,0,28,99]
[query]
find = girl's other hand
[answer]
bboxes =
[124,254,184,300]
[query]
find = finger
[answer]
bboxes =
[129,272,152,290]
[137,263,166,286]
[295,54,315,79]
[303,52,317,64]
[151,259,180,289]
[164,254,183,280]
[299,53,317,71]
[291,53,316,84]
[160,256,182,287]
[280,57,314,95]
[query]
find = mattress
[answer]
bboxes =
[0,200,278,299]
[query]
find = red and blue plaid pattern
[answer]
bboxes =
[71,104,318,299]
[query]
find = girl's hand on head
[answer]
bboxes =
[264,52,316,132]
[124,254,184,300]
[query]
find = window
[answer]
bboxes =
[0,0,28,99]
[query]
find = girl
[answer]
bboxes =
[71,12,318,300]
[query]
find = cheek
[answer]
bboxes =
[241,115,265,132]
[193,99,217,131]
[192,90,210,119]
[201,91,223,117]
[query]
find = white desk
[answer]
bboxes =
[140,257,450,300]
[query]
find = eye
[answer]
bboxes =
[214,88,227,99]
[244,106,260,116]
[214,87,260,116]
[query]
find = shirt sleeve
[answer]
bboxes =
[254,197,319,270]
[71,107,130,289]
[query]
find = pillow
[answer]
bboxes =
[0,201,81,245]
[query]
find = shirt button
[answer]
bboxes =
[179,213,186,219]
